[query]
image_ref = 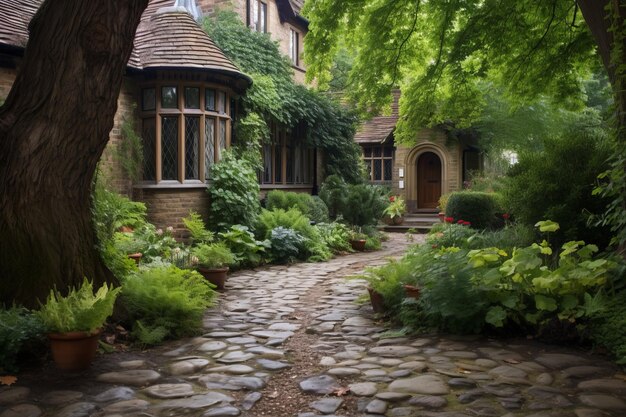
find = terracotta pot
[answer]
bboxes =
[350,239,367,251]
[48,329,101,371]
[367,287,385,313]
[392,216,404,225]
[438,212,445,222]
[198,266,229,290]
[127,253,142,265]
[403,284,421,299]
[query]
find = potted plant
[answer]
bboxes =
[349,228,368,251]
[113,231,144,264]
[383,196,407,225]
[37,280,121,371]
[437,193,451,222]
[192,242,235,290]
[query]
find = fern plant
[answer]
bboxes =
[37,279,121,334]
[183,211,214,245]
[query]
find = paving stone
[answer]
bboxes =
[242,392,262,410]
[41,390,83,405]
[375,392,411,402]
[579,394,626,410]
[448,378,478,388]
[349,382,378,396]
[379,358,404,366]
[169,358,210,375]
[310,398,343,414]
[444,351,478,359]
[536,372,554,385]
[368,345,420,357]
[102,399,149,413]
[562,366,613,378]
[0,387,30,404]
[143,383,195,399]
[535,353,589,369]
[249,330,294,339]
[389,369,412,378]
[365,399,388,414]
[208,365,256,375]
[489,365,528,379]
[55,402,96,417]
[226,337,257,344]
[342,317,373,327]
[319,356,336,366]
[217,351,255,364]
[388,375,449,395]
[409,395,448,408]
[398,361,427,371]
[96,370,161,386]
[199,374,266,390]
[256,359,291,370]
[94,387,135,402]
[458,389,486,403]
[577,378,626,394]
[574,409,613,417]
[205,332,243,338]
[246,346,285,358]
[199,341,228,352]
[0,404,41,417]
[157,392,235,411]
[327,367,361,376]
[268,322,301,331]
[203,406,241,416]
[299,375,341,395]
[317,312,347,321]
[119,359,145,368]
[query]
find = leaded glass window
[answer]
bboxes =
[161,116,178,180]
[363,144,394,182]
[142,118,156,181]
[205,118,215,180]
[185,87,200,109]
[185,117,200,180]
[161,86,177,109]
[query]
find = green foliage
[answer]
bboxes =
[468,224,536,252]
[183,211,214,245]
[445,191,499,230]
[319,175,388,226]
[256,208,332,261]
[269,227,307,263]
[504,128,612,247]
[265,190,329,223]
[37,280,121,334]
[589,290,626,364]
[208,150,261,231]
[317,222,352,253]
[364,234,382,251]
[383,196,407,219]
[120,266,216,346]
[193,242,235,268]
[100,240,138,280]
[0,307,44,373]
[92,183,147,243]
[303,0,597,143]
[116,117,144,182]
[218,225,270,268]
[427,223,477,249]
[203,11,361,182]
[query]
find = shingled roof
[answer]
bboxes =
[353,90,401,144]
[0,0,250,88]
[276,0,308,28]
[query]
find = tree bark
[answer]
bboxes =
[0,0,148,307]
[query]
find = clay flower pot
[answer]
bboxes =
[198,266,229,290]
[127,252,142,265]
[403,284,421,299]
[367,287,385,313]
[350,239,367,251]
[392,216,404,225]
[48,329,101,371]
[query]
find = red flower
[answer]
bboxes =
[389,196,396,202]
[502,213,510,220]
[457,220,464,224]
[444,217,454,223]
[463,221,471,226]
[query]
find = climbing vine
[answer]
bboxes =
[202,11,362,183]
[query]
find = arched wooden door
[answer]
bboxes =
[417,152,442,209]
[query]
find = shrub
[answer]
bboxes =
[208,150,261,231]
[183,211,214,245]
[256,208,332,261]
[0,307,44,373]
[218,225,270,268]
[468,223,536,251]
[320,175,388,226]
[120,266,216,346]
[265,190,330,223]
[193,242,235,268]
[319,175,348,218]
[445,191,499,229]
[589,290,626,364]
[504,128,612,247]
[317,222,352,253]
[269,227,307,263]
[427,222,477,248]
[92,183,147,243]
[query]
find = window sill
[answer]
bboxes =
[260,184,313,190]
[133,181,209,190]
[291,65,306,73]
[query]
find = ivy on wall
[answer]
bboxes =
[203,11,363,183]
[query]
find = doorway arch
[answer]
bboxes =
[405,144,449,212]
[417,152,442,209]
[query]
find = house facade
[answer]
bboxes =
[355,91,483,212]
[0,0,315,237]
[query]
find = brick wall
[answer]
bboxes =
[134,187,211,239]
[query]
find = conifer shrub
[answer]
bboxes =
[265,190,330,223]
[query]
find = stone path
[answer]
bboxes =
[2,234,626,417]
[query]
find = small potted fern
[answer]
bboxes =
[37,279,121,371]
[192,242,235,290]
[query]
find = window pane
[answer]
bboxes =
[161,86,178,109]
[263,144,272,183]
[142,118,156,181]
[373,146,381,157]
[373,159,382,181]
[204,118,215,180]
[161,116,179,180]
[218,91,226,114]
[251,0,258,30]
[218,119,227,160]
[383,146,393,157]
[185,87,200,109]
[142,88,155,111]
[365,160,372,181]
[286,142,294,184]
[185,117,200,180]
[383,159,392,181]
[205,89,216,111]
[363,146,372,157]
[274,142,282,183]
[259,2,267,32]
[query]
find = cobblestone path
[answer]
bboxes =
[2,234,626,417]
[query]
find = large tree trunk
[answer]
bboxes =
[0,0,148,307]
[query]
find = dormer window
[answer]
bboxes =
[249,0,267,33]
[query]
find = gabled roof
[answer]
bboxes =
[0,0,251,89]
[276,0,308,29]
[354,90,401,144]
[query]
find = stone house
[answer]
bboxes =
[354,91,483,213]
[0,0,314,236]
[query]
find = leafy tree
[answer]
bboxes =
[0,0,149,307]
